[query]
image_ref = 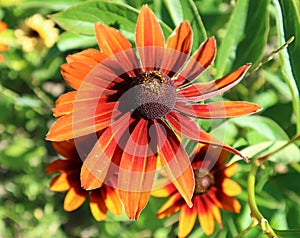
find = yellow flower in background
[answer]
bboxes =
[15,14,59,52]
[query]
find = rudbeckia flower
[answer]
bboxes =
[0,21,8,62]
[152,144,242,237]
[46,5,261,219]
[14,14,59,52]
[46,138,122,221]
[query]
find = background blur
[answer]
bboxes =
[0,0,299,237]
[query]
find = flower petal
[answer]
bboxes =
[224,163,238,177]
[174,37,216,87]
[151,178,177,197]
[95,23,140,77]
[66,48,107,66]
[165,111,249,161]
[46,100,120,141]
[49,174,71,192]
[136,5,164,70]
[52,92,77,117]
[154,119,194,207]
[222,178,242,196]
[207,198,222,227]
[80,112,131,190]
[46,159,80,175]
[195,195,215,236]
[61,62,93,90]
[90,189,108,221]
[118,119,157,220]
[161,21,192,77]
[216,191,241,213]
[178,203,197,238]
[156,193,183,218]
[103,185,122,216]
[64,186,88,212]
[175,101,262,119]
[177,64,251,101]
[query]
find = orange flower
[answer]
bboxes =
[0,21,8,63]
[46,5,260,219]
[153,144,242,237]
[46,138,122,221]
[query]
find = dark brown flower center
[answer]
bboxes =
[194,169,215,194]
[131,70,176,120]
[28,29,40,38]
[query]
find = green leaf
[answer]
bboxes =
[50,0,139,38]
[57,32,97,51]
[263,70,292,101]
[233,0,270,68]
[273,0,300,133]
[230,115,289,141]
[215,0,249,77]
[179,0,207,52]
[162,0,207,51]
[163,0,184,26]
[231,141,300,164]
[278,0,300,90]
[50,0,172,42]
[274,229,300,238]
[20,0,84,10]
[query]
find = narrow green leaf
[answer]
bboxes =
[163,0,184,26]
[180,0,207,52]
[273,0,300,133]
[215,0,249,77]
[279,0,300,89]
[274,229,300,238]
[233,0,270,68]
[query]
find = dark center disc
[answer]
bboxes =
[194,169,215,194]
[131,71,176,120]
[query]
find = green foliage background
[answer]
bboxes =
[0,0,299,237]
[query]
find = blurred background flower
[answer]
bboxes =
[14,14,59,52]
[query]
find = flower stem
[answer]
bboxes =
[247,161,278,238]
[234,220,257,238]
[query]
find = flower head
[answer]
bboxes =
[15,14,59,52]
[46,5,261,219]
[46,138,122,221]
[153,144,242,237]
[0,21,8,62]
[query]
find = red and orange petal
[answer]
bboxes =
[178,203,197,237]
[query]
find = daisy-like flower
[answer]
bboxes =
[0,21,8,63]
[14,14,59,52]
[152,144,242,237]
[46,138,122,221]
[46,5,260,219]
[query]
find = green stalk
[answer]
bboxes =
[247,161,278,238]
